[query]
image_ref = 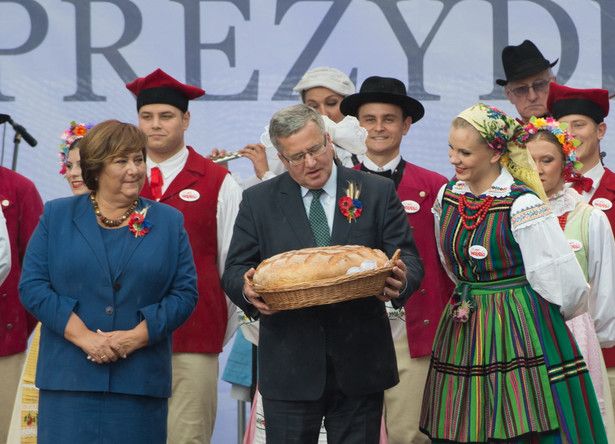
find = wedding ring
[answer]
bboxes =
[100,355,106,359]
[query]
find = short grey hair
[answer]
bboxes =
[269,104,326,153]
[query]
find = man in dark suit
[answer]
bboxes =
[221,104,424,443]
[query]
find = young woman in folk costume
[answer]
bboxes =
[420,103,607,443]
[526,116,615,441]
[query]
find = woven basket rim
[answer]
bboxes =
[245,249,401,294]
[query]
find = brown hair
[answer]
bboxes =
[79,120,147,191]
[525,130,565,161]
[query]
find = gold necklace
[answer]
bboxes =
[90,193,138,227]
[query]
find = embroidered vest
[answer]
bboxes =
[440,181,535,282]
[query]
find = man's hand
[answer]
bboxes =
[244,268,278,315]
[376,259,407,303]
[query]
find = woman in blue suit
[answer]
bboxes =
[19,120,198,443]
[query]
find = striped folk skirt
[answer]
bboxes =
[419,277,607,443]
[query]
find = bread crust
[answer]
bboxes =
[253,245,388,287]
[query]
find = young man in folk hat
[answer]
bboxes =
[126,68,242,444]
[498,39,558,124]
[547,81,615,427]
[340,76,454,444]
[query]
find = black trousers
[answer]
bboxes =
[261,357,384,444]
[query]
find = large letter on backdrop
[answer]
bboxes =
[0,0,48,101]
[173,0,259,100]
[63,0,141,102]
[272,0,352,100]
[594,0,615,92]
[367,0,459,101]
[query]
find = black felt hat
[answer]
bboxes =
[496,40,558,86]
[340,76,425,123]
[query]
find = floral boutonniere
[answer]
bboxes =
[128,206,151,237]
[339,181,362,223]
[449,287,475,323]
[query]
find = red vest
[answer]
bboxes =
[356,162,455,357]
[141,147,229,353]
[591,168,615,367]
[0,167,42,356]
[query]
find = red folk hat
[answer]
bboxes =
[125,68,205,112]
[547,83,609,123]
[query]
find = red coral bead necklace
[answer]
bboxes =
[458,194,495,230]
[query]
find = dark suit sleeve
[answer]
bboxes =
[221,191,261,319]
[380,179,424,308]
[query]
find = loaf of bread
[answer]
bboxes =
[253,245,389,287]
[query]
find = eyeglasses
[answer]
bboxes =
[508,78,553,98]
[280,136,328,166]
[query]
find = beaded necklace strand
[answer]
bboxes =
[458,194,495,230]
[90,192,138,227]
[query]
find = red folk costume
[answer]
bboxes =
[140,148,229,353]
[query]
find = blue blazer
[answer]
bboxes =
[19,195,198,398]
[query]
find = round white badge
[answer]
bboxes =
[402,200,420,213]
[568,239,583,252]
[592,198,613,211]
[179,189,200,202]
[469,245,488,260]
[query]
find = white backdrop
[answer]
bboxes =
[1,0,615,202]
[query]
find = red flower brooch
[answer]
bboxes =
[339,181,362,223]
[128,207,151,237]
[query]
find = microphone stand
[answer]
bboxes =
[12,132,22,171]
[0,115,38,171]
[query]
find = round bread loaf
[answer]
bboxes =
[253,245,389,287]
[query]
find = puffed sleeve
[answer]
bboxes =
[511,193,589,320]
[137,212,198,344]
[586,208,615,347]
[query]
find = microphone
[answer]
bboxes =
[0,114,37,147]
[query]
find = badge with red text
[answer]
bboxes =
[592,198,612,211]
[179,189,200,202]
[402,200,420,213]
[469,245,488,260]
[568,239,583,252]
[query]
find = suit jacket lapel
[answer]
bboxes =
[73,198,113,285]
[114,198,149,278]
[331,167,353,246]
[278,173,316,248]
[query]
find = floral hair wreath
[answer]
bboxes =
[522,117,583,182]
[59,121,94,175]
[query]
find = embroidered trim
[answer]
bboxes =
[451,168,515,198]
[511,202,552,230]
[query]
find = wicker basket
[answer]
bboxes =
[244,249,401,311]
